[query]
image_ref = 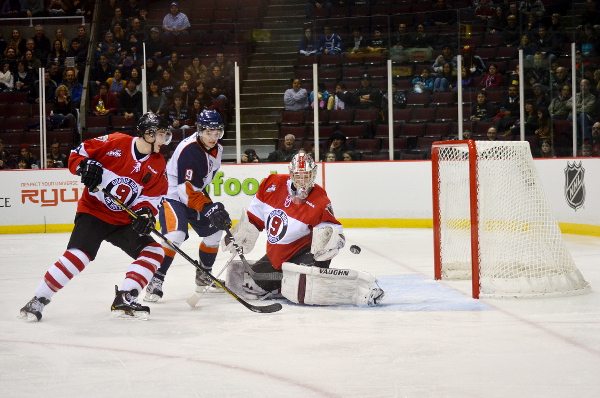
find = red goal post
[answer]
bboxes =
[431,140,590,299]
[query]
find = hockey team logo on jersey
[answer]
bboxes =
[131,161,141,174]
[266,209,289,244]
[104,177,139,211]
[106,149,122,157]
[564,161,585,211]
[266,184,277,192]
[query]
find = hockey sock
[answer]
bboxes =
[199,242,218,271]
[122,242,164,292]
[36,248,91,299]
[154,246,176,281]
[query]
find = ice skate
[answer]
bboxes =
[111,286,150,320]
[195,269,224,293]
[368,287,387,306]
[18,296,50,322]
[144,276,164,302]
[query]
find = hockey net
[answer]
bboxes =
[432,140,590,298]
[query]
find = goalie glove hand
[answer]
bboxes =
[221,208,259,254]
[130,207,156,235]
[203,202,232,231]
[311,226,346,261]
[77,159,103,191]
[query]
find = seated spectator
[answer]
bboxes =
[204,64,232,99]
[47,139,68,168]
[127,17,147,42]
[147,80,166,115]
[91,82,118,116]
[53,84,75,118]
[186,57,207,85]
[548,13,566,43]
[410,24,433,49]
[17,143,40,169]
[66,39,88,72]
[144,57,161,82]
[475,0,495,26]
[578,24,599,57]
[525,52,550,87]
[494,85,521,131]
[47,0,71,17]
[462,46,486,76]
[176,80,193,107]
[47,39,66,66]
[110,7,127,31]
[533,26,560,61]
[310,82,329,110]
[305,0,332,19]
[144,27,170,61]
[209,53,234,80]
[0,138,17,170]
[548,84,572,120]
[194,81,213,110]
[591,122,600,156]
[529,83,550,109]
[433,63,457,92]
[119,79,143,120]
[535,108,552,139]
[0,61,14,92]
[486,126,499,141]
[162,2,190,36]
[23,47,43,74]
[430,0,456,27]
[61,67,82,106]
[329,81,359,110]
[551,67,571,93]
[106,67,127,98]
[342,151,358,161]
[32,24,51,61]
[323,151,337,162]
[393,23,412,51]
[515,34,536,59]
[165,92,192,130]
[317,25,342,55]
[470,91,496,122]
[0,0,21,19]
[90,55,114,98]
[366,27,389,54]
[128,67,142,91]
[267,134,298,163]
[479,64,504,90]
[241,149,260,163]
[578,143,594,157]
[28,70,57,104]
[507,100,539,136]
[344,27,365,54]
[73,25,90,50]
[487,6,506,34]
[566,79,596,142]
[323,130,352,161]
[381,80,407,120]
[22,0,44,18]
[3,45,19,71]
[460,66,474,90]
[95,31,121,60]
[166,51,184,80]
[432,46,457,74]
[284,78,309,111]
[412,68,434,93]
[158,68,177,102]
[356,74,382,109]
[501,15,521,47]
[14,60,35,93]
[537,139,555,158]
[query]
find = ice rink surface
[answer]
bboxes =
[1,228,599,398]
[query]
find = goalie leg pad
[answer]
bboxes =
[221,208,260,254]
[311,226,345,261]
[281,262,383,306]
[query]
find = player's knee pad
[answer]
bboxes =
[202,229,223,248]
[281,262,380,306]
[163,230,186,248]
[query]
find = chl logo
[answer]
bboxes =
[104,177,139,211]
[266,209,288,244]
[564,161,585,211]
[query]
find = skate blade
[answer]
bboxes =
[110,309,149,320]
[195,285,224,293]
[17,312,40,322]
[143,293,161,302]
[371,291,389,306]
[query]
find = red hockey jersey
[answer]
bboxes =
[247,173,342,269]
[69,133,168,225]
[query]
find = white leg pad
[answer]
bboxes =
[225,260,265,299]
[281,262,380,306]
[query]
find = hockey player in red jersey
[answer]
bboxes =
[223,152,386,306]
[144,109,231,302]
[19,112,172,321]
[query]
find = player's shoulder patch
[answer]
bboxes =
[93,134,109,142]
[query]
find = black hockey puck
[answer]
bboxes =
[350,245,361,254]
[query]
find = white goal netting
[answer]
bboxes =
[433,141,590,298]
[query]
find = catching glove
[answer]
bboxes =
[131,207,156,235]
[203,202,232,230]
[77,159,103,190]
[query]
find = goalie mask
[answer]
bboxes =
[136,112,172,147]
[288,153,317,203]
[196,109,225,149]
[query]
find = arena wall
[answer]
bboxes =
[1,158,598,236]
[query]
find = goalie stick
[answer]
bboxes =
[99,186,283,314]
[186,252,235,308]
[225,229,282,281]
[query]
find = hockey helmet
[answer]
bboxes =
[289,152,317,201]
[196,109,225,139]
[136,112,172,145]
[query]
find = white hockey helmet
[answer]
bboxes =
[288,152,317,201]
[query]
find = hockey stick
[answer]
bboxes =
[225,229,282,281]
[186,252,235,308]
[99,186,282,314]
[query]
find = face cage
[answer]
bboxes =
[290,169,316,200]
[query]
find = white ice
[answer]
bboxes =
[1,229,599,398]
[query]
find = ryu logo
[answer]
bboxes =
[564,161,585,211]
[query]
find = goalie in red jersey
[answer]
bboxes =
[223,152,386,306]
[19,112,171,322]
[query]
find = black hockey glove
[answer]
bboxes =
[203,202,232,230]
[77,159,103,190]
[131,207,156,235]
